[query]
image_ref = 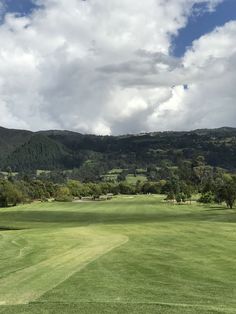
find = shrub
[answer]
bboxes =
[198,192,214,204]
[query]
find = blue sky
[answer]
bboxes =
[1,0,39,16]
[173,0,236,56]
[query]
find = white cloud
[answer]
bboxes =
[0,0,234,134]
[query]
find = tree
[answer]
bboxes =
[175,193,182,204]
[142,182,161,194]
[180,182,193,203]
[55,186,72,202]
[198,192,214,204]
[88,183,103,200]
[118,182,135,195]
[117,170,127,182]
[165,191,175,203]
[214,176,236,209]
[67,180,82,197]
[0,181,23,207]
[163,177,180,196]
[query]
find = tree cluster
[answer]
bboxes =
[0,154,235,209]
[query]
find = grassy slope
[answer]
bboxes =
[0,196,236,313]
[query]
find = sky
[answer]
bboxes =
[0,0,236,135]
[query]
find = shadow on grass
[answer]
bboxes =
[0,226,24,231]
[0,209,235,227]
[206,206,232,211]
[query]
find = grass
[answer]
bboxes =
[102,172,147,183]
[107,168,124,174]
[36,170,51,176]
[0,196,236,313]
[126,174,147,184]
[0,172,18,178]
[101,174,118,182]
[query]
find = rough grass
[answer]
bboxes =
[0,195,236,313]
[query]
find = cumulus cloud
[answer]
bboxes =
[0,0,234,134]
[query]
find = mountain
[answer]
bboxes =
[4,134,68,171]
[0,126,236,172]
[0,127,32,160]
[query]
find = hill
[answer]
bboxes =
[4,134,68,171]
[0,126,236,172]
[0,127,32,161]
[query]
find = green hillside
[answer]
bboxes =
[1,126,236,172]
[4,134,68,171]
[0,127,32,161]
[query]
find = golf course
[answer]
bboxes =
[0,195,235,313]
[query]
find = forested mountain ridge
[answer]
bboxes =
[0,127,32,159]
[4,134,68,170]
[0,126,236,172]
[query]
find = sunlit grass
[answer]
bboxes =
[0,195,235,313]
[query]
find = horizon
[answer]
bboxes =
[1,124,236,137]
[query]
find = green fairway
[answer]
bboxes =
[0,196,236,313]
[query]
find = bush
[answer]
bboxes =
[198,192,214,204]
[0,181,24,207]
[176,193,182,204]
[55,187,72,202]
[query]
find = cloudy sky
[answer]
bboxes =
[0,0,236,135]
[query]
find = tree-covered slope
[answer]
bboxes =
[3,134,68,171]
[0,127,32,161]
[0,126,236,171]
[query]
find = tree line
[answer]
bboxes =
[0,157,235,208]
